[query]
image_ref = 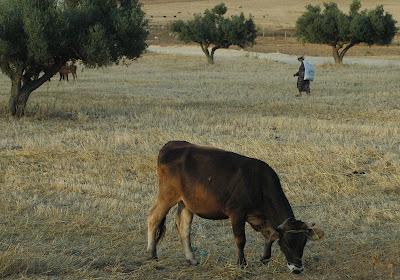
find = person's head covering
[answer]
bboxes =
[297,55,305,61]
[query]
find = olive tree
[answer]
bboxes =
[296,0,397,64]
[170,3,257,64]
[0,0,148,117]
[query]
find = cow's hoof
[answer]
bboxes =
[237,259,247,268]
[260,257,271,265]
[186,259,199,266]
[147,255,158,261]
[287,263,304,274]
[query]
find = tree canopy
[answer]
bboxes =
[170,3,257,64]
[296,0,397,64]
[0,0,148,116]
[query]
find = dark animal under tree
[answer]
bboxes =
[59,65,77,81]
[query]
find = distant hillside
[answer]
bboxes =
[141,0,400,29]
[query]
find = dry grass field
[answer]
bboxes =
[0,53,399,279]
[142,0,400,29]
[148,34,400,57]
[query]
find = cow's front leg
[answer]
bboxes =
[230,214,247,266]
[247,217,279,265]
[261,241,273,264]
[259,223,279,264]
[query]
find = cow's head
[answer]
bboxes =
[275,218,324,274]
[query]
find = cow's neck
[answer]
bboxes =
[266,191,295,227]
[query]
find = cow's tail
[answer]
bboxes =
[155,217,166,243]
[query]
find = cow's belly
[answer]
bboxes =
[182,187,228,220]
[184,200,228,220]
[196,212,228,220]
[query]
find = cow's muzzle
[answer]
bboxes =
[287,263,304,274]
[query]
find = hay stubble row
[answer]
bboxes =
[0,53,399,279]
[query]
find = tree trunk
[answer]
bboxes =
[9,78,32,117]
[210,46,220,64]
[200,43,214,64]
[332,43,356,64]
[206,54,214,64]
[332,46,342,64]
[339,42,356,63]
[8,63,62,117]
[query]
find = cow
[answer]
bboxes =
[59,65,77,81]
[147,141,324,274]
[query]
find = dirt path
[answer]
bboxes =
[148,45,400,67]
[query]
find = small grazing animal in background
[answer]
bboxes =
[59,65,77,81]
[147,141,324,274]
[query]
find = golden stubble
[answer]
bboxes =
[0,53,399,279]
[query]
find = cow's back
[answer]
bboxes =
[158,142,266,214]
[158,141,192,165]
[158,141,249,171]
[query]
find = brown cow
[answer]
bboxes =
[147,141,324,274]
[59,65,77,81]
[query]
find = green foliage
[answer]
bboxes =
[296,2,350,45]
[212,3,227,16]
[349,0,361,16]
[171,3,256,63]
[296,0,397,63]
[0,0,149,77]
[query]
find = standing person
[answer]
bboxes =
[293,56,313,97]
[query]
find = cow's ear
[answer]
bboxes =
[305,224,324,241]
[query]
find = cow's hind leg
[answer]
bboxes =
[230,213,247,266]
[176,202,197,265]
[147,198,177,260]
